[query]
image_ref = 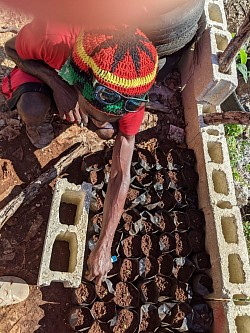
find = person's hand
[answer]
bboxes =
[84,243,113,286]
[52,80,85,124]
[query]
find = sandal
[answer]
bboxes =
[0,276,29,307]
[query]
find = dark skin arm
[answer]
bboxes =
[5,36,83,123]
[85,131,135,285]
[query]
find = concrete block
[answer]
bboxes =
[194,27,238,105]
[204,0,228,30]
[38,178,92,288]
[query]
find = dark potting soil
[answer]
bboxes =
[73,282,96,305]
[82,153,105,171]
[186,209,206,229]
[121,235,142,258]
[95,281,114,302]
[141,233,160,257]
[181,166,199,190]
[188,229,205,253]
[179,148,196,166]
[191,273,214,296]
[119,258,139,282]
[160,191,176,211]
[91,301,116,323]
[157,253,173,277]
[69,307,94,331]
[175,232,191,257]
[88,320,112,333]
[135,172,152,186]
[191,252,211,271]
[59,202,77,225]
[114,282,140,308]
[113,309,139,333]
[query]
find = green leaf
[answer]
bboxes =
[239,49,248,65]
[237,63,249,83]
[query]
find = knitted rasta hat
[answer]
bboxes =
[59,25,158,114]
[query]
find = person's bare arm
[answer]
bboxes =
[5,36,81,123]
[85,131,135,285]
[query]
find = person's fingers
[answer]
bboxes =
[95,275,103,286]
[73,109,82,125]
[84,270,95,281]
[66,110,75,123]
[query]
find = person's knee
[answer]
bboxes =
[87,120,118,140]
[17,92,52,126]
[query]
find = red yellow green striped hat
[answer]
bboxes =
[69,25,158,96]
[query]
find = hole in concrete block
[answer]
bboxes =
[208,3,223,24]
[217,201,233,209]
[221,216,238,244]
[212,170,229,195]
[207,142,223,164]
[215,34,228,51]
[59,202,77,225]
[206,129,220,136]
[203,104,217,114]
[233,294,249,305]
[228,254,245,283]
[50,240,70,272]
[235,316,250,333]
[60,190,86,226]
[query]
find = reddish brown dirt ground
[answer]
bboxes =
[0,8,186,333]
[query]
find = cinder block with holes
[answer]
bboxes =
[38,178,92,288]
[204,0,228,30]
[193,26,238,105]
[180,62,250,331]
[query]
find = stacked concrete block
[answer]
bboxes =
[38,178,92,288]
[204,0,228,30]
[194,26,237,105]
[180,73,250,332]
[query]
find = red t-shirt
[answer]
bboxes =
[8,20,145,135]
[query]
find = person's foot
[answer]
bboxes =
[26,121,54,149]
[0,276,29,307]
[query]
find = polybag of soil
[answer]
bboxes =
[181,166,199,190]
[171,280,192,303]
[138,211,159,234]
[159,232,176,253]
[166,149,182,171]
[157,253,174,277]
[125,188,147,209]
[138,279,160,304]
[173,189,188,209]
[137,147,156,171]
[121,209,142,235]
[114,282,140,308]
[89,321,112,333]
[172,257,196,283]
[160,191,176,212]
[69,306,94,332]
[131,170,152,189]
[72,281,96,306]
[144,188,162,211]
[153,169,171,191]
[141,233,161,257]
[154,210,176,233]
[112,309,139,333]
[119,258,140,283]
[186,209,206,230]
[95,279,115,302]
[88,169,105,190]
[167,170,185,189]
[91,301,117,323]
[179,148,196,167]
[154,147,168,170]
[190,273,213,296]
[120,235,142,258]
[174,232,191,257]
[163,302,193,331]
[170,211,190,232]
[82,152,106,172]
[188,302,213,332]
[91,213,103,233]
[154,275,174,301]
[139,256,159,279]
[188,229,205,253]
[190,252,211,271]
[90,189,105,213]
[139,304,161,332]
